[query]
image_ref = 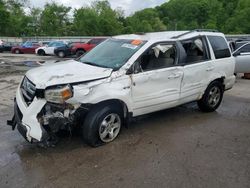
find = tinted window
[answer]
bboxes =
[239,44,250,53]
[208,36,231,59]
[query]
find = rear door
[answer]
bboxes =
[233,43,250,73]
[180,36,212,103]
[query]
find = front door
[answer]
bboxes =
[131,43,183,116]
[234,43,250,73]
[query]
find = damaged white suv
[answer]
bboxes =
[8,30,236,147]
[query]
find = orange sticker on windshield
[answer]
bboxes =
[131,40,142,45]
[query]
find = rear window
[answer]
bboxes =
[208,36,231,59]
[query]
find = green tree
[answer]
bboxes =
[40,3,71,36]
[125,8,166,33]
[73,0,123,36]
[0,0,10,35]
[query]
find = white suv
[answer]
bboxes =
[8,30,236,147]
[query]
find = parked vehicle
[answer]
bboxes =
[54,42,84,58]
[11,41,40,54]
[71,38,107,57]
[36,41,70,56]
[233,42,250,73]
[8,30,235,147]
[38,41,51,46]
[0,44,11,52]
[0,45,3,53]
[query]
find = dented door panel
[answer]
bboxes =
[131,67,183,116]
[180,61,212,103]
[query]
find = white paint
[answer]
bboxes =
[15,31,236,142]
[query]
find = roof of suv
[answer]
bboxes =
[114,30,224,42]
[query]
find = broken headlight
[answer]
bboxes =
[45,85,73,104]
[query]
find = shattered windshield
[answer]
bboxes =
[78,38,146,70]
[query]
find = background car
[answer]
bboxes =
[11,41,40,54]
[0,45,3,53]
[71,38,107,57]
[54,42,85,58]
[35,40,70,56]
[38,41,51,46]
[233,42,250,74]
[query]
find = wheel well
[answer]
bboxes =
[38,49,45,53]
[92,99,129,119]
[211,77,225,90]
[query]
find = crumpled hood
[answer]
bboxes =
[26,60,113,89]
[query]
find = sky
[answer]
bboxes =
[28,0,167,16]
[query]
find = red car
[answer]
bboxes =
[71,38,107,57]
[11,41,40,54]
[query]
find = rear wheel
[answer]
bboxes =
[58,51,65,58]
[198,81,224,112]
[14,49,20,54]
[76,49,85,57]
[82,103,123,147]
[38,49,45,56]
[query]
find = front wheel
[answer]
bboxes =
[82,104,123,147]
[76,50,85,57]
[198,81,224,112]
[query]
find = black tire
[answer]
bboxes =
[57,51,65,58]
[14,49,20,54]
[76,49,85,57]
[38,49,45,56]
[82,103,123,147]
[198,81,224,112]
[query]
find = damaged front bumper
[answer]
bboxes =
[7,86,47,142]
[7,85,88,144]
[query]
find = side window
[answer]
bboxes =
[181,37,209,64]
[208,36,231,59]
[136,44,176,72]
[89,39,100,44]
[56,42,64,47]
[238,44,250,53]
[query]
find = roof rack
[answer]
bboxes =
[172,29,219,39]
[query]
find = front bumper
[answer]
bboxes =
[7,99,29,142]
[7,86,47,142]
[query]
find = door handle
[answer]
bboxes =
[206,66,215,71]
[168,74,181,79]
